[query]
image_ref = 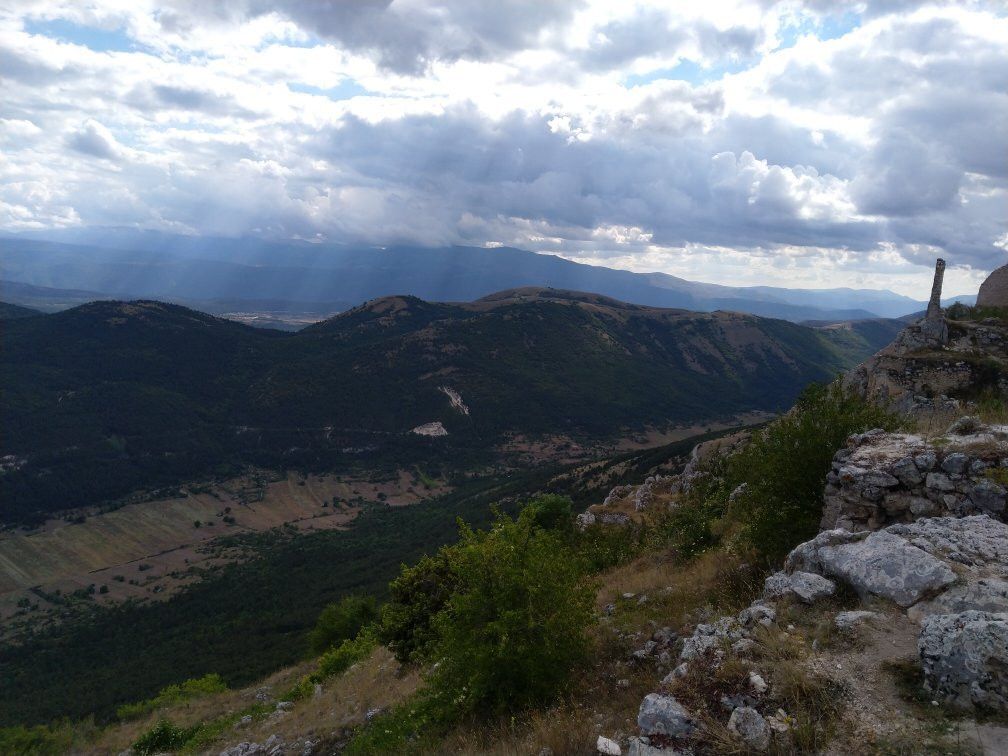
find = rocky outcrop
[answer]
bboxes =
[776,514,1008,716]
[844,313,1008,413]
[784,515,1008,614]
[977,264,1008,309]
[820,425,1008,532]
[763,570,836,603]
[918,611,1008,710]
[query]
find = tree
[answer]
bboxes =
[308,595,379,655]
[378,549,460,665]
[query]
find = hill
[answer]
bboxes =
[0,301,41,319]
[0,291,883,525]
[0,233,940,321]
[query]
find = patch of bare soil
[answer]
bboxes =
[817,606,1005,755]
[0,468,449,640]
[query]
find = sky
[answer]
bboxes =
[1,1,1006,297]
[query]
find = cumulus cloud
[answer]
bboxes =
[1,0,1006,294]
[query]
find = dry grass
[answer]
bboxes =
[596,548,763,631]
[81,647,421,755]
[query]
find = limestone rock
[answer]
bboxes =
[637,693,696,737]
[885,515,1008,575]
[819,427,1008,531]
[727,706,771,751]
[784,529,865,573]
[763,571,835,603]
[816,530,958,607]
[976,264,1008,308]
[626,737,681,756]
[834,610,882,629]
[918,611,1008,710]
[597,734,622,755]
[738,602,776,629]
[907,578,1008,622]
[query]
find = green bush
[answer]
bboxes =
[315,628,378,680]
[427,506,595,716]
[520,493,574,533]
[728,381,904,561]
[308,595,379,655]
[651,381,904,564]
[116,673,227,721]
[133,718,200,755]
[0,725,71,755]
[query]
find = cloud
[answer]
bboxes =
[67,120,121,160]
[850,130,962,216]
[1,0,1006,295]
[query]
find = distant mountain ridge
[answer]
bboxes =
[0,232,970,322]
[0,289,900,524]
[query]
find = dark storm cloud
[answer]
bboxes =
[313,106,881,254]
[851,130,962,216]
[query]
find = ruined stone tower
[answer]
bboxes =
[926,258,946,319]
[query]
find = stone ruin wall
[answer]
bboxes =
[821,424,1008,533]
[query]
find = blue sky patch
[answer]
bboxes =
[624,57,752,88]
[776,11,861,51]
[24,18,146,54]
[288,81,372,101]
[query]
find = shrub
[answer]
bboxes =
[728,381,904,561]
[308,595,379,655]
[521,493,574,533]
[0,725,71,755]
[315,628,378,680]
[116,673,227,721]
[427,506,595,717]
[132,718,200,755]
[379,549,460,665]
[651,381,904,564]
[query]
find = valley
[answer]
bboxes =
[0,287,937,740]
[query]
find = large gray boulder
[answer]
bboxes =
[727,706,771,751]
[763,570,836,603]
[817,530,957,607]
[918,611,1008,710]
[907,578,1008,622]
[885,515,1008,575]
[637,694,695,737]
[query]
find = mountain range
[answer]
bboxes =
[0,231,972,323]
[0,289,903,526]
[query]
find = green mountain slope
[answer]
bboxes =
[0,301,42,319]
[0,290,890,525]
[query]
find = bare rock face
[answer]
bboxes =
[918,611,1008,710]
[820,424,1008,532]
[816,530,958,607]
[786,515,1008,611]
[977,264,1008,309]
[842,312,1008,414]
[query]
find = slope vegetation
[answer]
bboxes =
[2,290,873,524]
